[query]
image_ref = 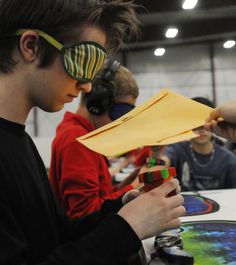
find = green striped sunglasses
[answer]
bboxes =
[15,29,107,82]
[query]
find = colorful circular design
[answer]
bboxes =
[179,220,236,265]
[183,194,219,216]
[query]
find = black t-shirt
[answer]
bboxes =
[166,141,236,191]
[0,117,141,265]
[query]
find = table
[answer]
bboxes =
[141,189,236,265]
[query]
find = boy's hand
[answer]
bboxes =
[118,179,185,240]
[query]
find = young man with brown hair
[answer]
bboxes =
[0,0,185,264]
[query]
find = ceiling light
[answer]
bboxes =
[223,40,236,49]
[182,0,198,10]
[154,48,165,56]
[165,28,178,38]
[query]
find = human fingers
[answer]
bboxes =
[206,120,236,141]
[205,108,221,122]
[167,193,185,209]
[207,101,236,124]
[163,217,182,233]
[156,178,180,197]
[204,120,218,131]
[155,206,185,235]
[122,189,140,204]
[170,205,186,218]
[175,184,181,194]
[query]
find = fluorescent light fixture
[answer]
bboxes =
[223,40,236,49]
[182,0,198,10]
[154,48,165,56]
[165,28,178,38]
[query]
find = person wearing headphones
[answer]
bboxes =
[50,60,141,219]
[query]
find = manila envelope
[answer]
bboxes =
[77,89,212,156]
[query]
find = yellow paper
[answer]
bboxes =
[78,89,212,156]
[152,130,199,145]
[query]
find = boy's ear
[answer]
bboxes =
[18,31,40,62]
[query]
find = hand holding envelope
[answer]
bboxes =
[78,89,213,156]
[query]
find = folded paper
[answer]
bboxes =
[78,89,212,156]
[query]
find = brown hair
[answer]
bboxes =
[112,65,139,102]
[80,62,139,105]
[0,0,141,73]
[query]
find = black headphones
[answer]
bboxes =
[85,59,121,116]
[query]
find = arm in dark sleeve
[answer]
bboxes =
[0,199,28,264]
[61,196,124,239]
[0,198,141,265]
[44,214,141,265]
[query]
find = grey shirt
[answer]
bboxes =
[166,141,236,191]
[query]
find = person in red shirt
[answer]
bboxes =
[50,60,141,218]
[128,146,152,167]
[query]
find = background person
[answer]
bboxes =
[163,97,236,191]
[50,60,141,218]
